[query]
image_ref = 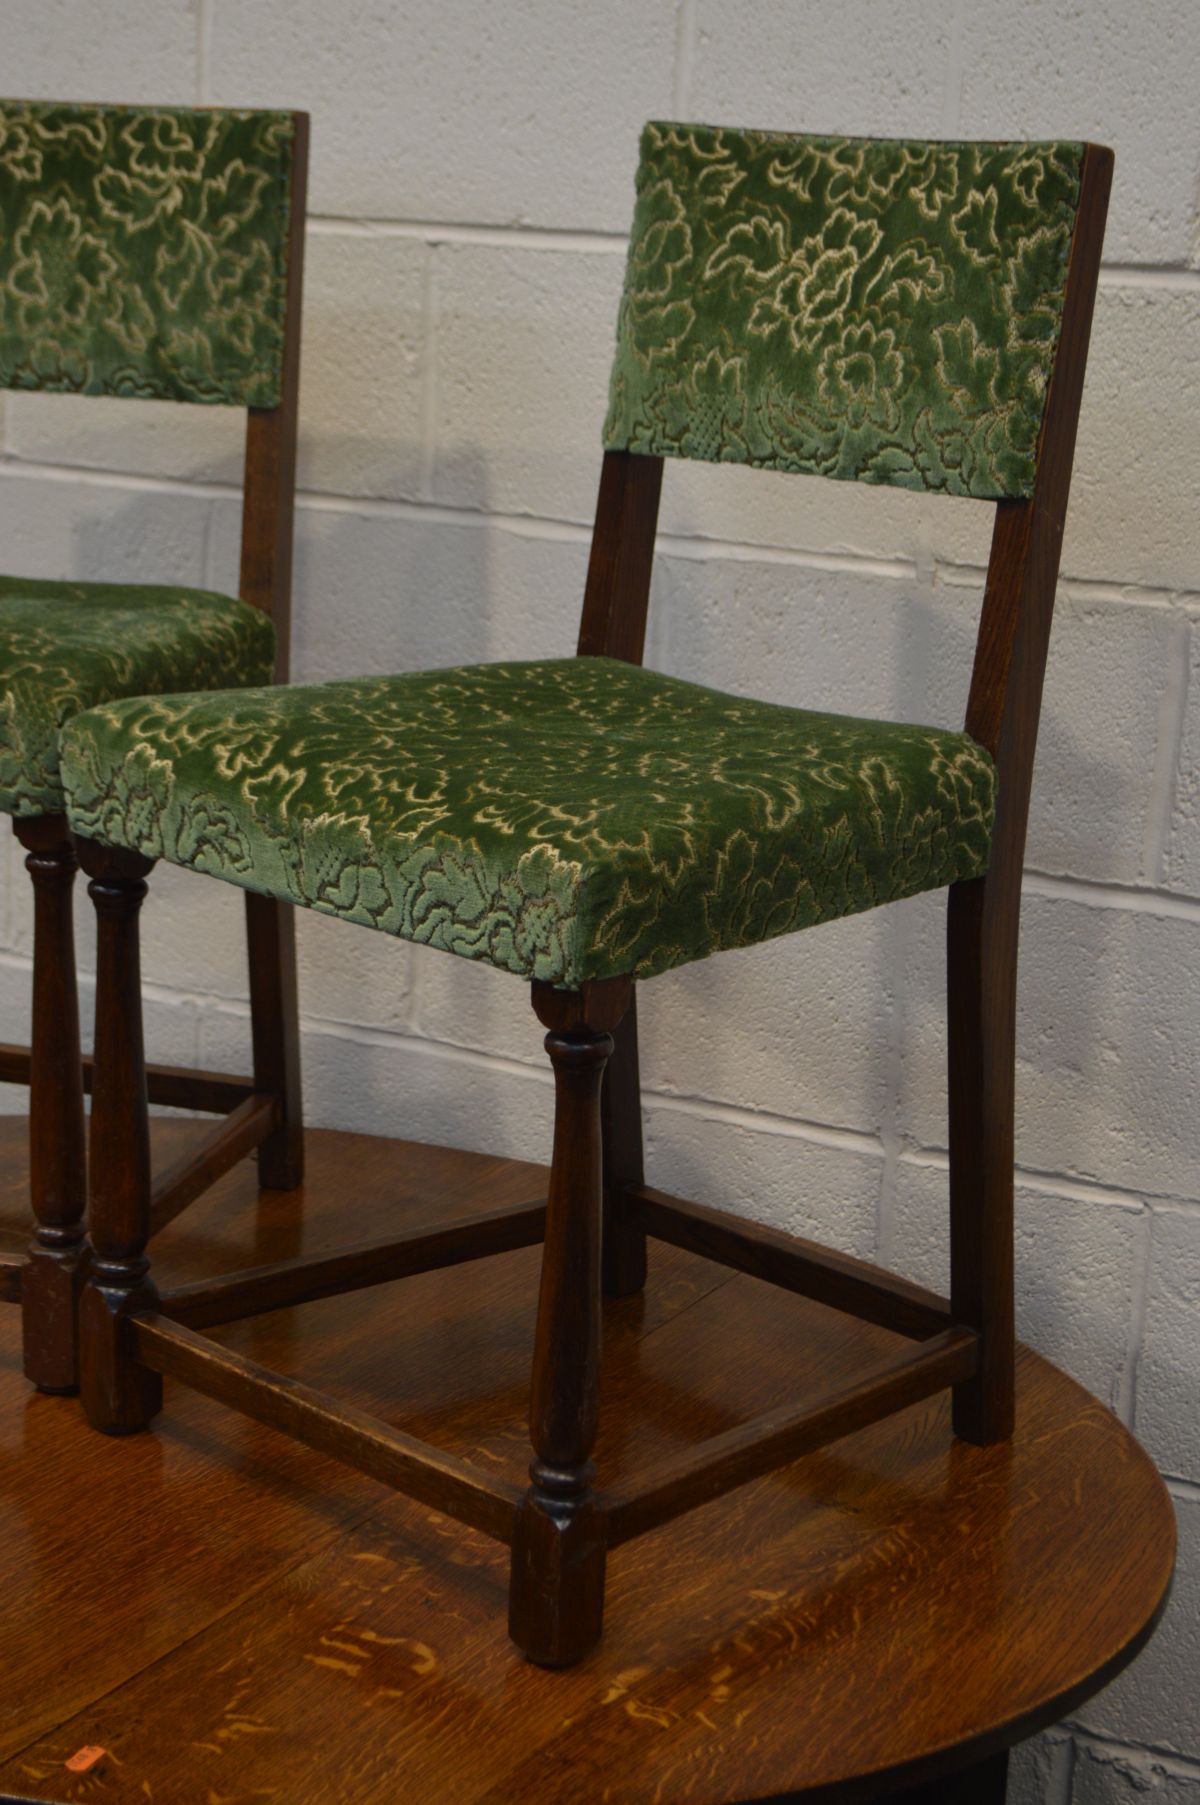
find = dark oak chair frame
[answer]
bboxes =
[73,143,1111,1666]
[0,111,311,1393]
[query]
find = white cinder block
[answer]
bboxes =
[655,550,1170,887]
[659,457,994,575]
[410,948,547,1074]
[889,1158,1141,1407]
[688,0,955,138]
[1078,1493,1200,1756]
[296,232,428,500]
[1010,1733,1069,1805]
[296,909,416,1038]
[642,1094,881,1255]
[899,890,1200,1201]
[206,0,675,230]
[4,233,429,504]
[0,472,212,590]
[1135,1209,1200,1485]
[4,392,242,489]
[652,551,966,724]
[1165,627,1200,897]
[199,1007,557,1165]
[207,505,589,684]
[1073,1744,1200,1804]
[1026,593,1176,884]
[0,820,19,954]
[433,243,625,524]
[637,921,895,1138]
[1059,287,1200,593]
[957,0,1200,267]
[2,0,196,100]
[0,953,197,1077]
[414,909,896,1140]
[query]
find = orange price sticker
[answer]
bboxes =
[65,1746,107,1774]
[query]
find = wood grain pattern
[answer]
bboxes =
[147,1091,278,1236]
[603,1327,978,1545]
[159,1197,548,1329]
[0,1048,257,1114]
[0,1121,1171,1805]
[632,1185,953,1340]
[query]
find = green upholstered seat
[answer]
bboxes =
[61,658,995,987]
[0,577,275,817]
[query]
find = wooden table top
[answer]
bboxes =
[0,1117,1174,1805]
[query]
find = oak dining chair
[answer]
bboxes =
[0,100,308,1392]
[61,123,1111,1665]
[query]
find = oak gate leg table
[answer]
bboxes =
[0,1120,1173,1805]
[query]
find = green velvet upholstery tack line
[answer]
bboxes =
[604,124,1082,499]
[0,578,276,818]
[0,101,295,405]
[61,659,995,988]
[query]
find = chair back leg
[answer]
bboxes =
[245,891,304,1191]
[75,839,163,1435]
[14,814,87,1393]
[948,876,1016,1444]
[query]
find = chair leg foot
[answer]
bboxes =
[79,1270,162,1436]
[952,1370,1015,1445]
[508,1483,607,1667]
[21,1242,88,1394]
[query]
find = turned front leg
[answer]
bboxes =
[76,840,162,1435]
[14,815,87,1393]
[509,978,629,1666]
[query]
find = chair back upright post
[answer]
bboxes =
[236,111,309,1193]
[948,141,1113,1440]
[237,111,309,684]
[576,449,663,1295]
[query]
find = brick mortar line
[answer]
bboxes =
[1142,613,1192,883]
[1116,1206,1153,1429]
[897,1141,1198,1215]
[416,245,438,502]
[1066,1723,1200,1779]
[671,0,698,116]
[306,214,629,253]
[2,453,1198,611]
[195,0,213,104]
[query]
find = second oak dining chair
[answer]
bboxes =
[61,123,1111,1664]
[0,100,308,1391]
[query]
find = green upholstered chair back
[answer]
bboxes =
[604,123,1084,501]
[0,101,298,407]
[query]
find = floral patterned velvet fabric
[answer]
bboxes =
[0,101,295,405]
[0,577,276,818]
[62,659,995,987]
[604,124,1082,499]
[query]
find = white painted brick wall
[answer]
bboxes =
[1,2,1198,1793]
